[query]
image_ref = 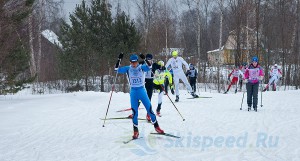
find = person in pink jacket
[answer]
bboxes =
[244,56,264,112]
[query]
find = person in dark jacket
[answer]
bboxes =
[186,64,198,93]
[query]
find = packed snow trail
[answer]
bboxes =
[0,90,300,161]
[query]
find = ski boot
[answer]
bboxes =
[133,126,139,139]
[171,88,175,95]
[235,89,237,93]
[254,107,257,112]
[175,95,179,102]
[154,122,164,134]
[248,106,251,111]
[146,114,151,122]
[156,111,161,117]
[191,92,199,98]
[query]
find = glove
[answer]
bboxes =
[139,53,151,66]
[186,70,190,76]
[115,53,124,70]
[145,59,151,66]
[243,79,248,84]
[139,53,145,59]
[118,52,124,59]
[259,76,263,81]
[227,77,230,81]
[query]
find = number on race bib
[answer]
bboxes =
[132,77,142,85]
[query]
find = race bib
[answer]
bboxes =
[249,68,259,81]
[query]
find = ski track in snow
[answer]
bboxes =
[0,90,300,161]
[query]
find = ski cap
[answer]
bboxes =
[189,64,194,68]
[130,54,138,62]
[274,64,278,67]
[252,56,258,62]
[172,50,178,57]
[146,53,153,60]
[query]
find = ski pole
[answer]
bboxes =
[240,91,245,110]
[260,81,263,107]
[160,84,185,121]
[102,53,123,127]
[196,77,200,95]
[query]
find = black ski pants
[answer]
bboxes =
[189,77,197,93]
[145,78,154,100]
[246,82,259,108]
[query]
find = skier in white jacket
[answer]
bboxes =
[263,64,282,91]
[165,50,199,102]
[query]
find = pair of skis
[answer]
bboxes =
[187,96,212,99]
[100,117,146,121]
[123,132,180,144]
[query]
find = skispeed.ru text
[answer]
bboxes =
[163,132,279,151]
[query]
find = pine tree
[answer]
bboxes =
[0,0,36,94]
[111,11,141,55]
[88,0,113,92]
[111,12,141,92]
[1,41,34,94]
[58,0,140,92]
[58,0,92,90]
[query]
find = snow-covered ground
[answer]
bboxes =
[1,89,300,161]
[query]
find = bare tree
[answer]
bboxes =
[135,0,157,52]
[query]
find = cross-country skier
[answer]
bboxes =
[224,65,244,94]
[165,50,198,102]
[263,64,282,91]
[186,64,198,93]
[244,56,264,112]
[153,60,173,117]
[238,63,248,91]
[115,54,164,139]
[139,53,160,121]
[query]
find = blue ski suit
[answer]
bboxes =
[117,64,157,127]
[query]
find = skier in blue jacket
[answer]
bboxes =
[116,54,164,139]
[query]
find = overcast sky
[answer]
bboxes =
[61,0,191,23]
[62,0,139,22]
